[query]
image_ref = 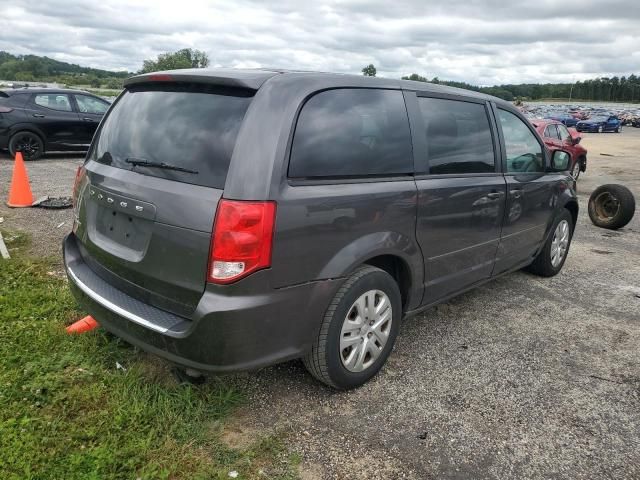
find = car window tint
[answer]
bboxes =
[91,84,253,189]
[34,94,72,112]
[75,94,109,114]
[288,89,413,178]
[498,109,544,173]
[545,125,559,140]
[557,124,571,141]
[416,97,495,174]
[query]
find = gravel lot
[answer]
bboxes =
[1,130,639,479]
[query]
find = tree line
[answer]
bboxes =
[2,50,639,103]
[398,72,640,103]
[0,48,208,90]
[0,51,129,89]
[361,66,640,103]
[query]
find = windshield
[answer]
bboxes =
[90,83,253,189]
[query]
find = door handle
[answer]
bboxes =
[510,189,523,199]
[83,117,95,122]
[32,114,45,118]
[486,192,503,200]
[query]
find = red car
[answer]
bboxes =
[531,119,587,180]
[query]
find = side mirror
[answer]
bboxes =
[550,150,570,171]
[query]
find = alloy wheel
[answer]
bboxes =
[13,132,41,159]
[339,290,392,372]
[550,219,570,268]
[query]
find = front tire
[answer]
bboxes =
[570,160,581,181]
[303,265,401,389]
[527,209,574,277]
[9,131,44,160]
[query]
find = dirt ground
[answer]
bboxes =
[1,129,639,479]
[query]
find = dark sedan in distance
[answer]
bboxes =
[575,115,622,133]
[0,88,111,160]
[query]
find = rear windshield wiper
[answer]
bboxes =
[125,158,198,174]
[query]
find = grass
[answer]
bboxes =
[0,232,299,479]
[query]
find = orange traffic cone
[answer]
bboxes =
[6,151,34,208]
[66,315,100,334]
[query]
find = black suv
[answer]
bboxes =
[0,88,110,160]
[64,69,577,389]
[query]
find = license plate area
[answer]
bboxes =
[95,206,149,251]
[86,185,157,261]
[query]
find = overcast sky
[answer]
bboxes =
[2,0,639,85]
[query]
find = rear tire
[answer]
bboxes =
[9,131,44,160]
[588,184,635,230]
[303,265,401,390]
[527,209,574,277]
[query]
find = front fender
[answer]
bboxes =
[317,231,424,310]
[542,179,578,243]
[558,185,579,224]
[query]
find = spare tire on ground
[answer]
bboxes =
[588,184,636,230]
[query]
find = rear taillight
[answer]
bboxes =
[0,106,13,113]
[72,166,84,205]
[208,199,277,284]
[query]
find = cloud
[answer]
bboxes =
[1,0,639,85]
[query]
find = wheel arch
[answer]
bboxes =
[578,154,587,172]
[563,199,579,230]
[363,254,413,312]
[9,125,46,145]
[316,232,424,312]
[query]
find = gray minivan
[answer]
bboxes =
[64,69,577,389]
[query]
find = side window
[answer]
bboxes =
[497,109,544,173]
[75,94,109,114]
[34,94,72,112]
[544,125,560,140]
[417,97,495,174]
[557,124,571,142]
[288,89,412,178]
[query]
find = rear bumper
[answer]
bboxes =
[63,233,341,372]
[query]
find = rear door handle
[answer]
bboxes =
[486,192,503,200]
[83,117,95,122]
[32,114,45,118]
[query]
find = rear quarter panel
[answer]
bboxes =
[271,180,423,309]
[223,74,425,309]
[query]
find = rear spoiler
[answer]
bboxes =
[124,68,280,91]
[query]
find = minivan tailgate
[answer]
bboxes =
[71,82,254,316]
[73,162,218,315]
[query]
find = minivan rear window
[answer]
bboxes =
[91,83,253,189]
